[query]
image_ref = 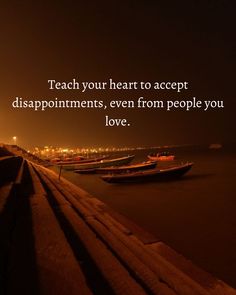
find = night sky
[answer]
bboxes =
[0,1,235,148]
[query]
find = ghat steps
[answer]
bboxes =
[0,146,235,295]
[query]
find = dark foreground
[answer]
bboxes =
[0,144,236,295]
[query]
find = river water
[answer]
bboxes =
[53,144,236,287]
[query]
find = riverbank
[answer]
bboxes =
[1,144,236,295]
[54,144,236,288]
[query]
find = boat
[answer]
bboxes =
[69,155,135,171]
[95,161,157,174]
[55,155,109,169]
[50,155,86,163]
[209,143,222,149]
[148,151,175,161]
[100,162,193,183]
[75,161,157,174]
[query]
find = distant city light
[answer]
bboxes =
[12,136,17,144]
[29,144,183,160]
[30,145,155,159]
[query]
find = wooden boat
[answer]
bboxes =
[75,160,157,174]
[70,155,135,171]
[74,168,97,174]
[50,155,86,163]
[95,161,157,174]
[209,143,222,149]
[148,151,175,161]
[56,155,109,169]
[101,162,193,183]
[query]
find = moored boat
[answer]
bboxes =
[75,160,157,174]
[95,161,157,174]
[101,162,193,183]
[148,151,175,161]
[70,155,135,171]
[50,155,86,163]
[209,143,222,149]
[56,155,109,169]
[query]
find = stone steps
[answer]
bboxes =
[0,152,235,295]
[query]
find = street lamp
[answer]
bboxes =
[12,136,17,145]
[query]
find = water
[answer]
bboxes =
[54,144,236,287]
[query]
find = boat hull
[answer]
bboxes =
[101,162,193,183]
[72,155,135,171]
[55,155,109,168]
[95,161,157,174]
[148,155,175,161]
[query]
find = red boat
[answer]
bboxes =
[148,151,175,161]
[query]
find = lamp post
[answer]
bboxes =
[12,136,17,145]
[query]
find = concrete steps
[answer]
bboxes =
[0,152,236,295]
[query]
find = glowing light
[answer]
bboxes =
[12,136,17,144]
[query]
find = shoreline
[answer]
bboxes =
[0,144,236,294]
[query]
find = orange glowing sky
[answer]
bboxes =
[0,1,235,148]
